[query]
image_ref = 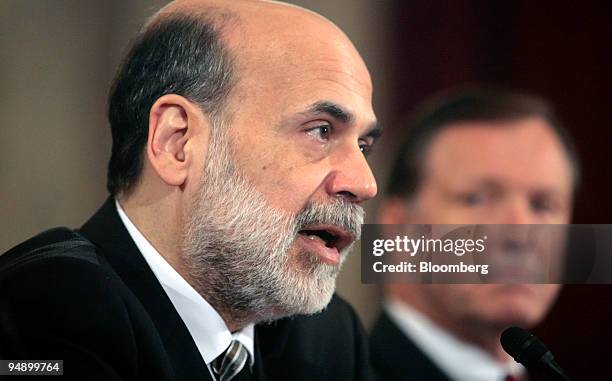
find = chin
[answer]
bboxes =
[269,288,334,321]
[484,300,550,330]
[295,274,337,314]
[485,284,557,327]
[272,262,337,318]
[299,292,335,315]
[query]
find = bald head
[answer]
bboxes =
[153,0,361,61]
[155,0,371,102]
[155,0,345,36]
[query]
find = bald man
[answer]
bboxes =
[0,1,381,380]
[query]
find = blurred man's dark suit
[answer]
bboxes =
[0,198,375,380]
[370,311,543,381]
[370,311,452,381]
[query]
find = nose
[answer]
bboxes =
[500,197,534,224]
[325,146,377,203]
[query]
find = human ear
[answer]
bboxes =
[146,94,209,188]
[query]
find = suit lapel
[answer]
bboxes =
[252,320,291,381]
[371,311,453,381]
[80,198,212,381]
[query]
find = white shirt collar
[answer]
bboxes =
[384,298,525,381]
[115,200,255,367]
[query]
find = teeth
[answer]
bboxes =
[305,234,327,246]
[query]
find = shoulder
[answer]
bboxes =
[369,311,452,381]
[1,228,117,311]
[259,294,362,341]
[370,309,398,349]
[1,228,121,314]
[0,228,166,379]
[256,294,375,380]
[295,293,362,333]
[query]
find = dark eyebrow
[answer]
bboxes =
[473,179,504,191]
[305,101,354,124]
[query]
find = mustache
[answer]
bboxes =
[293,199,365,240]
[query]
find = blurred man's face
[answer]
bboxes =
[413,117,572,225]
[182,13,380,322]
[407,117,573,330]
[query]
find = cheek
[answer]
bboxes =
[247,157,331,212]
[529,284,561,312]
[474,285,560,325]
[228,128,332,213]
[430,285,521,319]
[426,285,474,317]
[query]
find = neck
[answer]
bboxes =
[455,328,512,362]
[188,273,264,332]
[388,287,514,363]
[120,186,274,333]
[119,192,190,283]
[120,192,261,331]
[423,307,513,362]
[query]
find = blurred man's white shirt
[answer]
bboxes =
[384,298,525,381]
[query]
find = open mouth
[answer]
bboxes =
[297,225,354,253]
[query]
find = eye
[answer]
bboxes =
[530,195,558,213]
[359,140,373,156]
[458,192,487,206]
[305,124,332,142]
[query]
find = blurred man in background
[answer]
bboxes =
[369,87,579,381]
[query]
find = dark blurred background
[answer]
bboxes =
[1,1,610,379]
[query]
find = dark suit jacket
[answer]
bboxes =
[370,311,452,381]
[0,198,375,380]
[371,311,542,381]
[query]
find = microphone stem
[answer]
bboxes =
[546,359,571,381]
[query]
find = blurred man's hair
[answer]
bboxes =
[107,14,235,197]
[386,86,580,199]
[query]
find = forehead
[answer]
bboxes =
[423,118,573,191]
[226,14,375,126]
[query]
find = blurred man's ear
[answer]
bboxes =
[377,196,411,224]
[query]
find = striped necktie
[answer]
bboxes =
[211,340,251,381]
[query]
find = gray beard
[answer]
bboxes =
[181,128,364,327]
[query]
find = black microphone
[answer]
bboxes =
[501,326,571,381]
